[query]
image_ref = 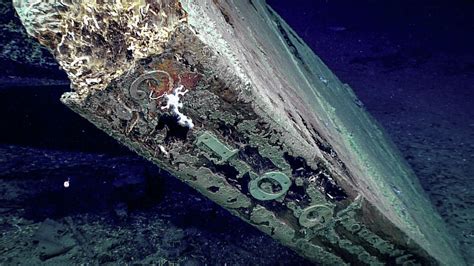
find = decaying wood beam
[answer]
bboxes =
[13,0,465,264]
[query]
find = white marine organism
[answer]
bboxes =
[161,85,194,128]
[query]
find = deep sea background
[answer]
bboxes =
[0,0,473,264]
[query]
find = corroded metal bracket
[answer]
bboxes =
[196,131,239,163]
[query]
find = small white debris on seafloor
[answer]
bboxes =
[161,85,194,128]
[64,178,70,188]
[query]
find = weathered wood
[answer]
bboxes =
[13,0,464,264]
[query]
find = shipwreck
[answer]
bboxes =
[13,0,464,264]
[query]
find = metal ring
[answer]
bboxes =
[298,204,333,228]
[130,71,163,100]
[249,171,291,201]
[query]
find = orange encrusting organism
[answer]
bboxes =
[147,59,203,100]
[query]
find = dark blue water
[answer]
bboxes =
[1,0,473,264]
[267,1,474,262]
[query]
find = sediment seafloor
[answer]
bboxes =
[1,2,470,264]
